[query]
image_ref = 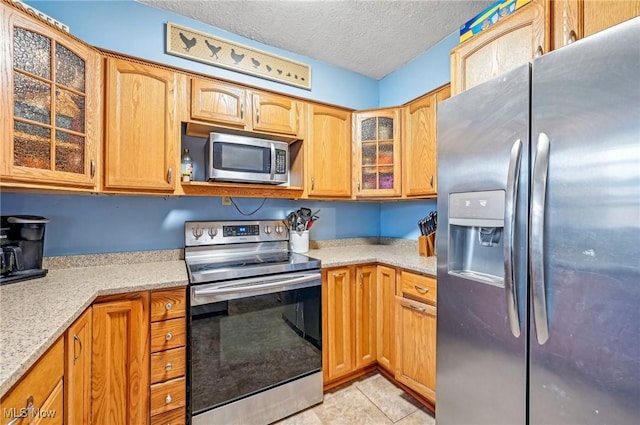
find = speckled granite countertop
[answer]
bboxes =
[308,244,437,276]
[0,242,435,398]
[0,260,188,398]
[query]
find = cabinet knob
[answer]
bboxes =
[256,109,260,123]
[167,167,173,184]
[165,394,173,404]
[165,332,173,341]
[165,362,173,371]
[568,30,577,44]
[165,302,173,311]
[535,45,544,58]
[240,103,244,119]
[90,160,96,179]
[430,175,434,188]
[311,177,315,191]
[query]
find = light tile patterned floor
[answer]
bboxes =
[275,373,436,425]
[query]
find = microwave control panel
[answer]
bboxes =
[275,149,287,174]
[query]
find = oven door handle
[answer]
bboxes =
[193,273,320,298]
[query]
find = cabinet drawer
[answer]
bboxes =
[1,338,64,425]
[150,407,186,425]
[400,271,437,306]
[151,318,186,353]
[151,288,186,322]
[150,377,186,416]
[151,347,186,384]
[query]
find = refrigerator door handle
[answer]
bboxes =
[531,132,551,344]
[504,139,522,338]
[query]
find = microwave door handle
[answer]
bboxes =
[270,142,276,181]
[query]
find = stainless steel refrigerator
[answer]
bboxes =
[436,17,640,425]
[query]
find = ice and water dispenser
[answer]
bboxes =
[448,190,505,287]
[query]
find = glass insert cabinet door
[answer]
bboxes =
[353,108,402,197]
[1,7,99,188]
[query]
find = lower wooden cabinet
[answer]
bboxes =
[149,288,187,424]
[395,271,437,404]
[376,265,396,372]
[354,265,377,369]
[65,307,92,424]
[92,292,150,425]
[322,266,354,381]
[0,338,64,425]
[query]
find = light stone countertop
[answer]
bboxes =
[0,243,435,398]
[308,244,437,276]
[0,260,188,398]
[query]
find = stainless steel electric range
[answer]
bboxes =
[184,220,323,425]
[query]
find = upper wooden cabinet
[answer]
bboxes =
[306,104,352,198]
[0,3,101,191]
[403,84,450,198]
[450,0,548,96]
[104,58,180,193]
[190,78,303,137]
[353,108,402,198]
[552,0,640,49]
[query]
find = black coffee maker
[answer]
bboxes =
[1,215,49,285]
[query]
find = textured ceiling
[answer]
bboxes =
[140,0,495,80]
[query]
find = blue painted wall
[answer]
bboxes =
[0,193,380,256]
[379,200,437,240]
[25,0,378,109]
[5,0,456,256]
[378,32,459,107]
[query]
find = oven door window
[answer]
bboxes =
[212,142,270,173]
[190,285,321,415]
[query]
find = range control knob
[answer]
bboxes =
[208,227,218,238]
[275,225,284,234]
[192,226,203,240]
[264,226,272,235]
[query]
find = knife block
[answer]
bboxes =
[418,234,435,257]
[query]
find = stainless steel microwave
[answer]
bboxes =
[206,133,289,185]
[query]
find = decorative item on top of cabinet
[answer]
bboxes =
[149,288,187,424]
[450,0,548,96]
[395,271,437,406]
[403,84,450,198]
[104,56,182,194]
[0,2,101,191]
[306,104,352,198]
[0,338,64,425]
[92,292,150,425]
[376,265,396,372]
[353,108,402,198]
[190,77,303,138]
[551,0,640,49]
[65,307,92,425]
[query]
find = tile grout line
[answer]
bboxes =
[354,383,418,424]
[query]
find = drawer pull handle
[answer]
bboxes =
[333,272,346,277]
[165,332,173,341]
[165,302,173,311]
[409,304,426,314]
[165,394,173,404]
[415,285,430,294]
[73,334,83,364]
[7,396,34,425]
[165,362,173,371]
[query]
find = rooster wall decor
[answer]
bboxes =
[166,22,311,90]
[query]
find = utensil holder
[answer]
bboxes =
[418,233,435,257]
[290,230,309,253]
